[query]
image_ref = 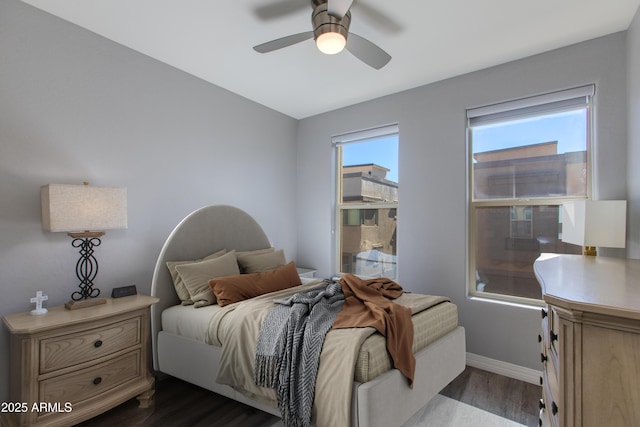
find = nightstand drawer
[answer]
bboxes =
[40,316,141,373]
[39,350,141,406]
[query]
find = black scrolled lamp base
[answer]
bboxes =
[65,231,108,310]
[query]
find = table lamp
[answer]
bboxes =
[41,182,127,309]
[561,200,626,256]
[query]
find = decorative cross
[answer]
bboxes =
[30,291,49,315]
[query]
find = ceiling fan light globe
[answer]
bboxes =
[316,32,346,54]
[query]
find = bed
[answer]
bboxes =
[150,205,465,427]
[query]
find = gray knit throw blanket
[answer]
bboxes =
[254,280,345,427]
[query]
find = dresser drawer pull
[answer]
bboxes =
[94,340,103,348]
[541,308,548,319]
[550,331,558,342]
[540,353,547,363]
[93,377,102,385]
[539,398,545,410]
[538,334,542,343]
[539,376,543,386]
[539,419,543,427]
[552,401,558,415]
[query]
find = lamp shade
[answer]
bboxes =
[562,200,626,248]
[41,184,127,233]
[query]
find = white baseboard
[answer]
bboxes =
[466,352,542,385]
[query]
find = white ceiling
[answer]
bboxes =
[21,0,640,119]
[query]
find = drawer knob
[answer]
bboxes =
[94,340,103,348]
[538,334,542,343]
[541,308,548,319]
[539,398,545,410]
[93,377,102,385]
[552,401,558,415]
[541,353,547,363]
[539,419,543,427]
[539,376,543,386]
[550,331,558,342]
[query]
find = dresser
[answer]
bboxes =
[1,294,159,427]
[534,254,640,427]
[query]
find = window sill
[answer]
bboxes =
[468,291,544,310]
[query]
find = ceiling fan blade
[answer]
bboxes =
[254,0,308,21]
[327,0,354,19]
[253,31,314,53]
[346,33,391,69]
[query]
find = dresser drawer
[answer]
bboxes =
[39,350,141,407]
[40,316,141,373]
[543,364,560,424]
[540,380,558,427]
[548,307,560,359]
[540,403,553,427]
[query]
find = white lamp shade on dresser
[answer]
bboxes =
[41,183,127,233]
[561,200,626,248]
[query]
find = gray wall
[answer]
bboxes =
[0,0,298,401]
[296,33,630,370]
[628,8,640,259]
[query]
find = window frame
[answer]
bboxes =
[333,124,399,279]
[467,86,595,306]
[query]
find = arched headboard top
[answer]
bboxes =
[150,204,271,368]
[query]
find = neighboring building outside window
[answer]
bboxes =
[334,125,399,280]
[467,86,594,303]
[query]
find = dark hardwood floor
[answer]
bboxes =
[439,366,540,426]
[76,366,540,427]
[75,376,278,427]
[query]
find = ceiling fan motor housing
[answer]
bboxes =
[311,0,351,42]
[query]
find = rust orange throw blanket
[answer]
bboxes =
[332,274,415,387]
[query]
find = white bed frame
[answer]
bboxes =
[150,205,465,427]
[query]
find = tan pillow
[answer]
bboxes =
[236,247,275,272]
[166,249,227,305]
[175,250,240,307]
[210,261,301,307]
[238,249,286,273]
[236,247,274,257]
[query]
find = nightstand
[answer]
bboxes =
[1,294,159,427]
[296,268,317,284]
[296,267,317,279]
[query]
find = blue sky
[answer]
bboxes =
[342,135,399,182]
[472,109,587,155]
[340,109,586,184]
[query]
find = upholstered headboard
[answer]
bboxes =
[150,204,271,369]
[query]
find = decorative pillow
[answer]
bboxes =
[175,250,240,307]
[236,247,275,272]
[166,249,226,305]
[238,249,287,273]
[210,261,301,307]
[236,247,274,256]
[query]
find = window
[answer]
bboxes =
[468,86,594,303]
[343,209,378,226]
[334,125,399,280]
[511,206,533,238]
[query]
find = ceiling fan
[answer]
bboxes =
[253,0,392,70]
